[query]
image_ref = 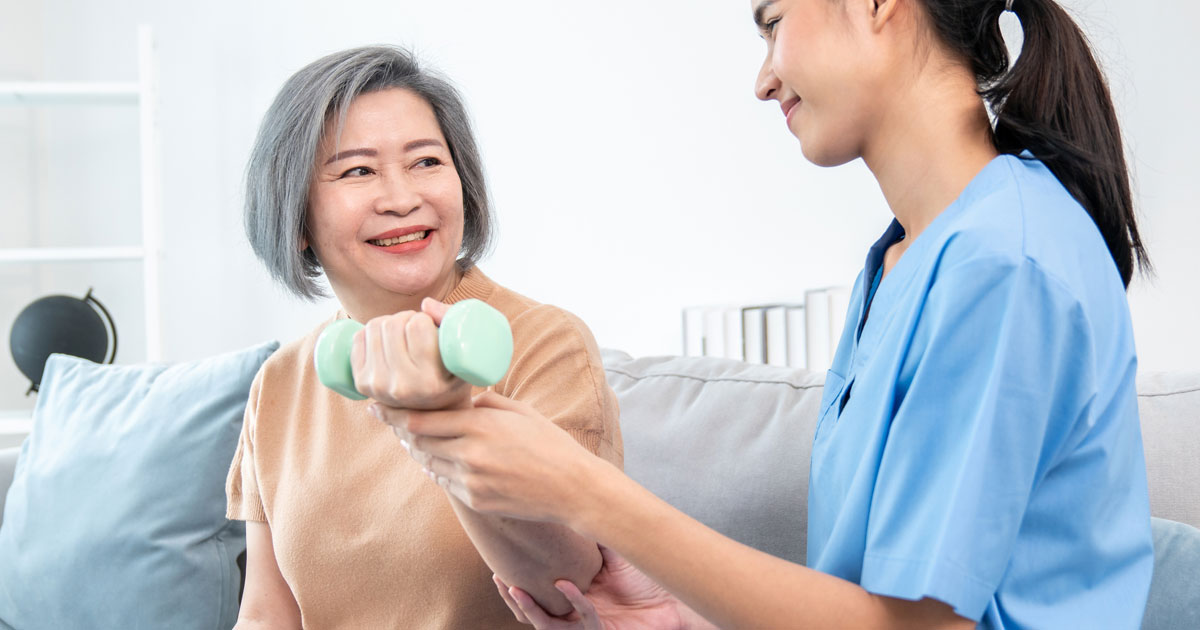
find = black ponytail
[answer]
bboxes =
[922,0,1149,287]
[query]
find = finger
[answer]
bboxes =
[494,575,531,624]
[350,327,367,380]
[509,586,565,630]
[371,402,410,430]
[598,544,625,567]
[378,311,418,371]
[402,408,477,438]
[554,580,597,620]
[422,453,458,479]
[472,390,535,414]
[421,297,450,326]
[405,312,444,374]
[354,318,386,393]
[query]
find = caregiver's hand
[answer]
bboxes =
[372,390,609,524]
[350,299,471,411]
[493,546,711,630]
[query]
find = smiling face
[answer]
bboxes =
[306,88,465,319]
[751,0,890,166]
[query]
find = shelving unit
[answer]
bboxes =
[0,26,160,435]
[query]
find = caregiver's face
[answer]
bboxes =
[751,0,883,166]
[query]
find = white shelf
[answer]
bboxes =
[0,247,146,263]
[2,26,163,362]
[0,82,140,106]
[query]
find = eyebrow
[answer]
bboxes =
[323,139,446,165]
[324,147,376,165]
[753,0,778,32]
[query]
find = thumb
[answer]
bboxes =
[421,298,451,325]
[472,390,528,413]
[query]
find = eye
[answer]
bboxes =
[764,17,781,37]
[415,157,443,168]
[339,166,373,178]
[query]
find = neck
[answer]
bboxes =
[340,267,464,322]
[861,61,999,242]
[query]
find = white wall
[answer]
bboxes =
[2,0,1196,411]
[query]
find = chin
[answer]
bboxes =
[800,138,858,169]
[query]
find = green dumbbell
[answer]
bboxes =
[313,298,514,400]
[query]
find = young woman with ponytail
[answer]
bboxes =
[371,0,1155,627]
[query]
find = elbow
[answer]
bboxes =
[499,540,603,616]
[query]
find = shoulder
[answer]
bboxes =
[479,274,600,349]
[929,154,1119,302]
[251,315,334,399]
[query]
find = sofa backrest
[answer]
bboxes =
[603,350,824,566]
[604,350,1200,563]
[1134,371,1200,528]
[604,351,1200,629]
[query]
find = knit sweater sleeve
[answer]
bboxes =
[496,303,623,468]
[226,367,267,522]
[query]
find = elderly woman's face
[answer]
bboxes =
[307,88,465,307]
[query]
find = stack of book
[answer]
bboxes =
[682,287,852,370]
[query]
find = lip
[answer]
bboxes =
[367,225,433,241]
[366,225,435,255]
[782,97,802,123]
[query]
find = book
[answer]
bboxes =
[786,305,808,368]
[702,307,727,359]
[764,305,790,367]
[741,306,767,364]
[723,308,744,360]
[682,306,705,357]
[827,286,852,361]
[804,289,831,371]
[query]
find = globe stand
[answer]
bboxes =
[9,288,118,395]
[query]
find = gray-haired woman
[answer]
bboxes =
[225,46,622,629]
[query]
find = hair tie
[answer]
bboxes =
[1004,0,1015,12]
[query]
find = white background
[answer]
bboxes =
[1,0,1196,414]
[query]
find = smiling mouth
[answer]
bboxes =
[368,230,428,246]
[784,98,802,118]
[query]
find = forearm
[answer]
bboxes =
[447,493,602,617]
[571,460,969,629]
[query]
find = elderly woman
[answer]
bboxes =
[225,45,622,629]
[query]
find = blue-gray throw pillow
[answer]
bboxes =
[1143,517,1200,630]
[0,341,278,630]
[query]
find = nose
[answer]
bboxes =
[375,172,421,217]
[755,54,781,102]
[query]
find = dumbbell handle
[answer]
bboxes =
[314,298,514,400]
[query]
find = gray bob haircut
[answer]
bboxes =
[244,45,495,299]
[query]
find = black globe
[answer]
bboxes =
[10,294,113,390]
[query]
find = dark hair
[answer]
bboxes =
[245,45,495,299]
[922,0,1149,287]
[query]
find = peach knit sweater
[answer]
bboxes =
[226,267,622,629]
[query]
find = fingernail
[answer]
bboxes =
[399,439,410,453]
[367,403,380,419]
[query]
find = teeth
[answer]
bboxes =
[371,231,427,246]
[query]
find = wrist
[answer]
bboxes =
[562,456,627,539]
[676,600,718,630]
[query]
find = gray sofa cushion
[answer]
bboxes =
[1145,517,1200,630]
[1137,372,1200,529]
[603,349,825,566]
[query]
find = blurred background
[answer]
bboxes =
[1,0,1196,416]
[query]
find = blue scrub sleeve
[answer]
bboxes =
[859,255,1094,620]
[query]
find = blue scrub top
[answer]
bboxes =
[807,154,1154,628]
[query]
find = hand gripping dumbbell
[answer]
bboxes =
[313,298,514,400]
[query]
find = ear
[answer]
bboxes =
[870,0,903,32]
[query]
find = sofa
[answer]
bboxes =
[1,347,1197,628]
